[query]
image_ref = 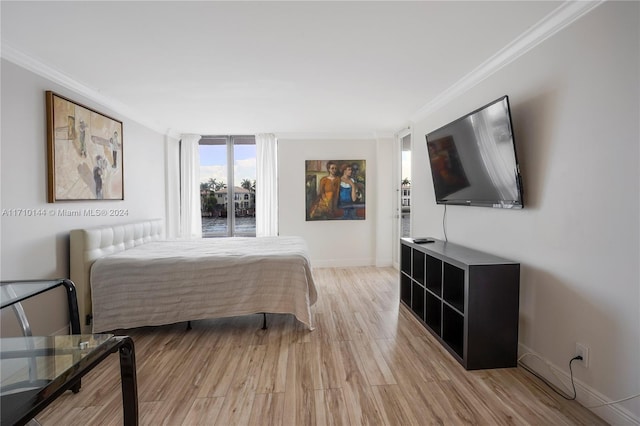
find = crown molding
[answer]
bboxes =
[394,126,412,139]
[1,41,167,135]
[372,130,395,140]
[274,132,377,140]
[165,129,182,140]
[2,1,604,136]
[411,0,605,122]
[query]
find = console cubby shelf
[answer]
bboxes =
[400,237,520,370]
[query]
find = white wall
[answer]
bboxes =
[375,136,394,267]
[278,138,393,267]
[411,2,639,422]
[0,59,167,334]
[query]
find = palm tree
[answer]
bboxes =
[207,178,219,191]
[241,179,252,191]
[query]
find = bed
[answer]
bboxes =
[70,219,317,333]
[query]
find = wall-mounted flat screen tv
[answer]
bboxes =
[425,95,524,209]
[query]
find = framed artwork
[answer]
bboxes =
[305,159,366,221]
[46,91,123,202]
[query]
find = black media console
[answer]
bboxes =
[400,238,520,370]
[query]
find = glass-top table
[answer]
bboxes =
[1,334,138,425]
[1,280,137,424]
[0,279,81,335]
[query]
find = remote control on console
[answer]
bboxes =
[413,238,435,244]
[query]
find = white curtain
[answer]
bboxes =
[180,134,202,239]
[164,132,181,239]
[255,133,278,237]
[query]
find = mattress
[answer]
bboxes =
[89,236,317,332]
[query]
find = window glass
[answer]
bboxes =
[199,136,256,237]
[401,135,411,238]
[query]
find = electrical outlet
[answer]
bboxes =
[575,342,589,368]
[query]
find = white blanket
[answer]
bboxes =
[90,237,317,332]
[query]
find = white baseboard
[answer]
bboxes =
[518,343,639,425]
[311,258,396,268]
[312,258,375,268]
[375,258,393,268]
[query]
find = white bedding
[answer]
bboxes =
[89,236,317,332]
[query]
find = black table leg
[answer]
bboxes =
[63,279,82,392]
[117,337,138,426]
[61,279,81,335]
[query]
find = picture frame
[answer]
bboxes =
[46,91,123,202]
[305,159,366,221]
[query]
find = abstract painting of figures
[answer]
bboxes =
[306,159,365,221]
[46,91,123,202]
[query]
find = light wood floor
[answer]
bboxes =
[38,267,606,425]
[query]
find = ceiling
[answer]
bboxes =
[1,1,567,137]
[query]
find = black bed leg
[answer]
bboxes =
[262,313,267,330]
[186,320,192,331]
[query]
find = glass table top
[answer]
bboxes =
[1,334,115,390]
[1,334,119,425]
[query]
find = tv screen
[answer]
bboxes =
[425,95,523,209]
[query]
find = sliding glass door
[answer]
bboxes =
[393,130,412,267]
[401,133,411,238]
[199,136,256,237]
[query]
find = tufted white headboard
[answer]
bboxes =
[70,219,165,333]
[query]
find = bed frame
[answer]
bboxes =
[70,219,165,334]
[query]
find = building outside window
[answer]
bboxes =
[199,136,256,237]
